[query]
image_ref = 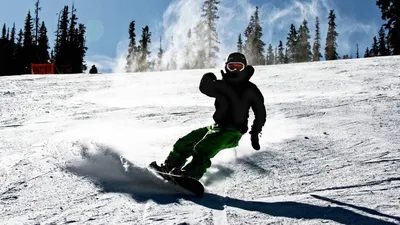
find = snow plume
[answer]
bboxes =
[64,140,190,195]
[154,0,254,70]
[85,39,128,74]
[51,119,196,194]
[156,0,203,70]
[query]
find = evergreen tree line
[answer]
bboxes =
[1,1,398,75]
[238,1,399,66]
[0,0,87,76]
[365,0,399,57]
[125,0,399,72]
[238,9,352,65]
[241,1,400,64]
[125,22,152,72]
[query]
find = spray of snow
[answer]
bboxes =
[53,120,197,195]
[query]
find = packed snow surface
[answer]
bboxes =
[1,56,400,224]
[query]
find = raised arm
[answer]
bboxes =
[199,72,219,97]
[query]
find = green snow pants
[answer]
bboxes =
[167,123,243,180]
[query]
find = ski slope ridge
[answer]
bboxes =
[0,56,399,224]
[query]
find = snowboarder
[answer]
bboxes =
[150,52,267,180]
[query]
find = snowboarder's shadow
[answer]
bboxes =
[185,193,399,225]
[107,190,399,224]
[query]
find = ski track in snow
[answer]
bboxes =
[1,56,400,224]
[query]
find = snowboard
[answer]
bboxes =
[149,164,205,197]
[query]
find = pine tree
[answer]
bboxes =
[369,36,379,57]
[8,23,16,74]
[10,23,15,48]
[254,7,265,65]
[50,50,54,63]
[297,19,312,62]
[244,15,255,63]
[274,46,278,64]
[244,6,265,65]
[2,25,13,75]
[156,36,164,70]
[137,26,151,72]
[126,21,136,72]
[266,44,274,65]
[68,4,79,72]
[356,44,359,58]
[23,10,35,73]
[286,24,298,63]
[312,16,322,61]
[54,6,70,71]
[325,10,339,60]
[34,0,41,44]
[68,4,78,43]
[1,24,5,39]
[14,29,24,74]
[237,34,243,53]
[53,9,62,63]
[51,5,87,73]
[277,40,285,64]
[378,26,389,56]
[37,21,49,63]
[0,24,7,75]
[200,0,220,67]
[284,48,289,63]
[76,23,88,72]
[364,47,371,57]
[376,0,399,55]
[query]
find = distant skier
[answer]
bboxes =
[150,52,267,180]
[89,65,98,74]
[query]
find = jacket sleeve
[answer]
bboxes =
[199,72,222,97]
[250,86,267,134]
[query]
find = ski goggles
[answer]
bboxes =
[226,62,245,72]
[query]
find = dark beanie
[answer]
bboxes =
[226,52,247,66]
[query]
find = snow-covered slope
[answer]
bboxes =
[1,56,399,225]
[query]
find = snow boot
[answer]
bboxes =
[149,154,185,173]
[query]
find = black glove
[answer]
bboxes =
[250,131,261,150]
[203,72,217,81]
[220,70,226,76]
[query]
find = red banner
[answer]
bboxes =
[31,63,55,74]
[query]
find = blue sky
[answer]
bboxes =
[0,0,383,72]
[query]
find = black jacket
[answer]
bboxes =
[199,66,266,134]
